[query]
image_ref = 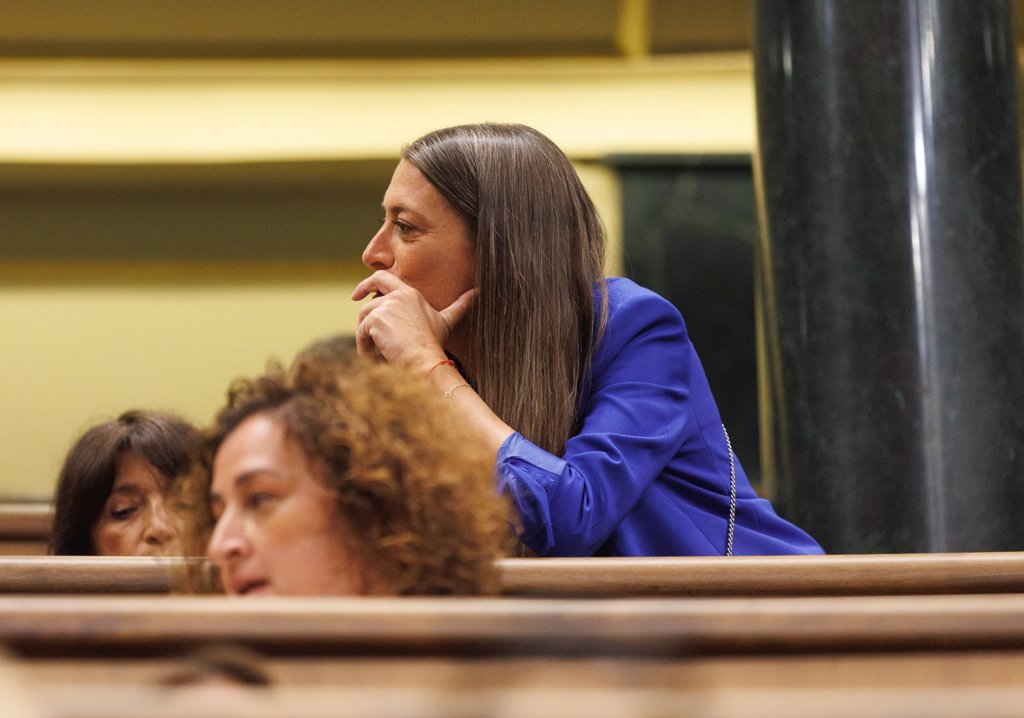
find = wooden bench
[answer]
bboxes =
[499,552,1024,596]
[4,594,1024,717]
[1,590,1022,717]
[14,651,1024,718]
[0,556,182,593]
[6,523,1024,717]
[2,552,1023,596]
[2,593,1024,657]
[0,503,50,556]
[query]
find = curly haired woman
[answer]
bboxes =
[199,355,509,596]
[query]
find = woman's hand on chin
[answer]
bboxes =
[352,271,477,372]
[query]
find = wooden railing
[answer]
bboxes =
[0,556,182,593]
[6,503,1024,716]
[3,593,1024,658]
[0,502,50,555]
[2,555,1023,717]
[499,552,1024,596]
[2,552,1023,596]
[15,646,1024,718]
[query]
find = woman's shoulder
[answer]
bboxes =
[600,277,685,327]
[592,278,689,371]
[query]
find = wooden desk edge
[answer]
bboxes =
[1,552,1023,595]
[0,503,52,539]
[2,594,1024,658]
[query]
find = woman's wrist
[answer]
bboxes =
[406,350,450,377]
[426,358,456,377]
[425,360,463,388]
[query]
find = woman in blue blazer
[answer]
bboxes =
[352,122,821,557]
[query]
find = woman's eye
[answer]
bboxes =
[378,216,415,236]
[110,506,138,521]
[247,492,274,510]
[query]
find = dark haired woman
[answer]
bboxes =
[352,122,822,557]
[50,410,200,556]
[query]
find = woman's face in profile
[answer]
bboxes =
[206,413,364,597]
[90,452,183,556]
[361,159,475,311]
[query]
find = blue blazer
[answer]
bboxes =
[497,277,822,557]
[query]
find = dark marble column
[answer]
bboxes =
[754,0,1024,552]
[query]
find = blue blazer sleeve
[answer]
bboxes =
[497,281,697,556]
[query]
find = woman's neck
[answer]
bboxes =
[445,322,473,378]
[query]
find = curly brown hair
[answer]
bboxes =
[191,355,510,595]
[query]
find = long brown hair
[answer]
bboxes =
[404,123,607,455]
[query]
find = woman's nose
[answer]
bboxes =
[362,225,393,270]
[207,511,247,564]
[143,502,176,546]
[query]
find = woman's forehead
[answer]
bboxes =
[211,414,307,492]
[112,453,169,491]
[383,160,449,212]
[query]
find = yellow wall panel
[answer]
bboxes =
[0,263,365,499]
[0,55,755,163]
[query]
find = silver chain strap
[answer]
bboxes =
[723,424,737,557]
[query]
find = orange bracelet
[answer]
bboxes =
[426,358,456,377]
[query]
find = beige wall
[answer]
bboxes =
[0,54,755,499]
[0,55,754,162]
